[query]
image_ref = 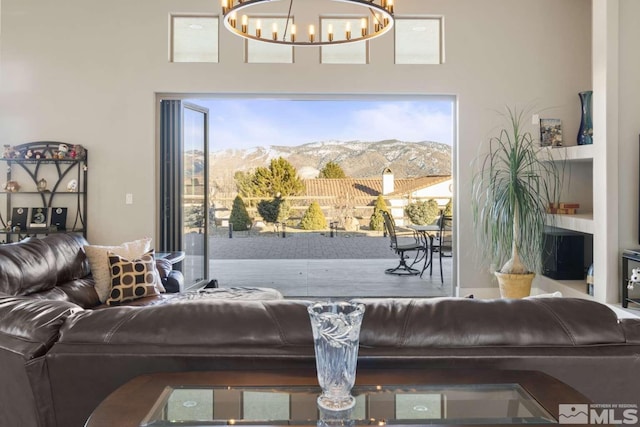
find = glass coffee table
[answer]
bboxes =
[141,383,555,425]
[86,369,589,427]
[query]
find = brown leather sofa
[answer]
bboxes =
[0,235,639,427]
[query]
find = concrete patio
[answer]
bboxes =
[184,232,454,298]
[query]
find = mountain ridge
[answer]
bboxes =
[209,140,452,184]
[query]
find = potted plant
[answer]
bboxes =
[471,107,563,298]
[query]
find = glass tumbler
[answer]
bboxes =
[307,301,365,411]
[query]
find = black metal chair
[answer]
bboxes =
[429,213,453,283]
[381,210,425,276]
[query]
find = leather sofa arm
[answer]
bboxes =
[155,258,184,294]
[162,270,184,293]
[0,296,81,359]
[160,251,186,265]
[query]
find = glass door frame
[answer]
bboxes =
[158,98,210,289]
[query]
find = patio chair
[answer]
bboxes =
[430,213,453,283]
[381,210,425,276]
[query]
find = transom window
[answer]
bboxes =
[395,17,443,65]
[246,17,293,64]
[171,16,219,63]
[320,18,368,64]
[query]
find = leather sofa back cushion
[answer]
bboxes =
[41,233,91,286]
[59,298,626,348]
[0,234,90,296]
[0,238,56,295]
[60,299,314,346]
[353,297,626,347]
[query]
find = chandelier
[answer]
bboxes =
[220,0,395,46]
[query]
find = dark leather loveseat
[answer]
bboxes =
[0,234,639,427]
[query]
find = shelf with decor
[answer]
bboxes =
[534,274,595,300]
[1,141,87,243]
[539,144,594,162]
[545,212,594,234]
[536,144,594,299]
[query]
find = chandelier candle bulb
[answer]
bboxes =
[291,24,296,42]
[328,24,333,42]
[229,12,237,28]
[386,0,394,13]
[255,19,261,37]
[241,14,248,33]
[361,18,367,36]
[272,22,278,40]
[345,21,351,40]
[309,24,315,43]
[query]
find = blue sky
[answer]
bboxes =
[191,98,454,151]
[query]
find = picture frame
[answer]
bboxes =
[50,207,68,231]
[30,207,48,228]
[540,118,563,147]
[11,207,28,230]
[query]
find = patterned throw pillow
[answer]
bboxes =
[105,250,160,306]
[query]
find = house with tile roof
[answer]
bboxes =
[303,168,452,227]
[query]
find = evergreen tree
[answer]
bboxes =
[268,157,305,196]
[257,196,290,224]
[184,205,205,230]
[229,195,251,231]
[300,201,328,230]
[369,195,389,231]
[234,157,304,199]
[319,161,346,179]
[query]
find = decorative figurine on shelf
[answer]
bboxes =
[3,180,20,192]
[24,149,34,159]
[55,144,69,159]
[33,151,44,159]
[37,178,48,192]
[3,145,17,159]
[628,268,640,290]
[67,179,78,192]
[70,144,86,160]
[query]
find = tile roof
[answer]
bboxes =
[303,176,451,205]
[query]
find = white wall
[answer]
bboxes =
[618,0,640,253]
[0,0,592,293]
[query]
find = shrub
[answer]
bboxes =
[300,201,328,230]
[229,195,251,231]
[443,199,453,217]
[369,195,389,231]
[257,196,290,223]
[405,199,440,225]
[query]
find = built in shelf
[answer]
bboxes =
[545,212,594,234]
[539,144,594,162]
[534,274,594,300]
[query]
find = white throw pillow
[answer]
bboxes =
[84,237,152,302]
[525,291,563,299]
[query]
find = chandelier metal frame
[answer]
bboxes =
[221,0,395,46]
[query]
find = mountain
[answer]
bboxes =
[209,140,451,188]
